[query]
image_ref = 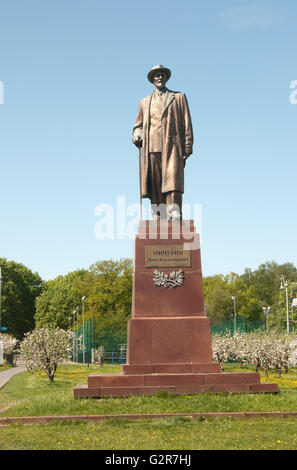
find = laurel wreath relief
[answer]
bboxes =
[153,269,185,290]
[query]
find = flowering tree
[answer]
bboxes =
[0,333,18,355]
[267,333,297,377]
[289,339,297,369]
[20,327,76,382]
[94,345,104,366]
[247,332,276,376]
[227,331,252,366]
[211,331,297,377]
[211,332,233,371]
[242,332,297,377]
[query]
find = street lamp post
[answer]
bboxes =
[262,306,271,332]
[280,277,289,334]
[72,310,77,362]
[73,306,79,362]
[76,306,79,361]
[231,296,237,333]
[82,296,86,364]
[279,276,297,334]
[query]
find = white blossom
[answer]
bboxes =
[289,340,297,368]
[0,333,18,355]
[212,331,297,377]
[211,331,233,371]
[19,327,76,382]
[94,345,104,364]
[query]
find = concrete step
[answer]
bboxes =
[73,370,278,398]
[74,379,278,399]
[87,371,261,388]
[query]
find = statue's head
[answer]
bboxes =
[147,65,171,89]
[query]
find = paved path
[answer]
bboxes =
[0,364,26,389]
[0,360,79,390]
[0,360,86,390]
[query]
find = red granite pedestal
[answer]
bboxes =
[74,220,278,398]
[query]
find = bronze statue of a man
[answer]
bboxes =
[132,65,194,220]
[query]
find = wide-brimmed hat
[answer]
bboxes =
[147,65,171,84]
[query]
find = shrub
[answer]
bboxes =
[211,331,297,377]
[20,327,76,382]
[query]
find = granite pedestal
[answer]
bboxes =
[74,220,278,398]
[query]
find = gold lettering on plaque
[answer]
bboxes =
[145,245,191,268]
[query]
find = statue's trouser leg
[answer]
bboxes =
[148,152,182,219]
[166,191,182,219]
[148,152,166,219]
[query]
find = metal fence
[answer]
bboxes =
[71,316,266,363]
[210,316,265,335]
[73,317,96,363]
[71,318,127,364]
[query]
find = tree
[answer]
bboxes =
[35,269,91,329]
[244,262,297,329]
[211,332,233,371]
[0,333,18,365]
[204,261,297,329]
[241,261,297,307]
[211,331,297,377]
[0,333,18,355]
[88,259,133,331]
[19,327,75,382]
[0,258,43,339]
[203,274,234,320]
[34,259,133,335]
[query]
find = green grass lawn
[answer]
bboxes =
[1,416,297,450]
[0,363,297,450]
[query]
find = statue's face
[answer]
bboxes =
[153,71,168,89]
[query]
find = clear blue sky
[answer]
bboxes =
[0,0,296,281]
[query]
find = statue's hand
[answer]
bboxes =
[183,156,188,168]
[132,136,142,148]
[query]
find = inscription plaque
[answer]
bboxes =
[145,245,191,268]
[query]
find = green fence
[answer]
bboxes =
[72,318,127,364]
[73,317,96,363]
[210,316,265,336]
[72,316,266,363]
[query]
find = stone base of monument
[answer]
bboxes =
[74,374,277,398]
[74,221,278,398]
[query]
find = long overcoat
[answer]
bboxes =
[133,90,194,198]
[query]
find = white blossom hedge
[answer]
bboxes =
[20,327,76,382]
[0,333,18,355]
[212,331,297,376]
